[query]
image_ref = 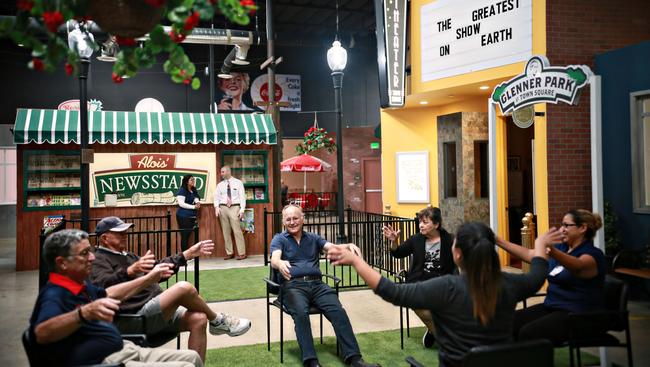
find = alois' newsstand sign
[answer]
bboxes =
[491,55,593,114]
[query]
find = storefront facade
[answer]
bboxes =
[14,109,277,271]
[379,0,650,264]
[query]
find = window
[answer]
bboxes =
[474,141,489,198]
[0,147,17,205]
[443,142,457,198]
[631,91,650,213]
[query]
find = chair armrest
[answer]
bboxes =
[322,274,341,285]
[263,277,280,288]
[405,356,426,367]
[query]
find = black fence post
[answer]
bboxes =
[166,211,172,258]
[193,225,200,292]
[264,207,269,266]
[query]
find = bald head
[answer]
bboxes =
[282,204,304,236]
[220,166,232,180]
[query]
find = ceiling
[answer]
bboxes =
[0,0,377,48]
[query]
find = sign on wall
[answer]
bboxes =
[421,0,532,81]
[375,0,408,108]
[90,153,217,207]
[396,151,430,203]
[251,74,301,111]
[491,55,593,114]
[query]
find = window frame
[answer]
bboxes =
[630,90,650,214]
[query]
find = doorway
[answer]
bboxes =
[362,158,382,214]
[505,116,535,268]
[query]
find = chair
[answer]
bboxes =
[22,329,124,367]
[264,266,341,363]
[465,339,554,367]
[566,275,633,367]
[114,314,180,348]
[397,269,410,350]
[405,339,553,367]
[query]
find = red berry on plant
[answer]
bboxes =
[31,58,44,71]
[42,11,64,33]
[16,0,33,11]
[111,72,123,84]
[64,62,73,75]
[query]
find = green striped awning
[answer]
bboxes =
[13,109,277,145]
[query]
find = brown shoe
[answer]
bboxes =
[223,254,235,260]
[236,255,247,260]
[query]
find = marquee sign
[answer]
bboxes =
[90,153,216,207]
[375,0,408,108]
[491,56,593,114]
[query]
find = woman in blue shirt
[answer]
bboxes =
[496,209,606,345]
[176,174,201,250]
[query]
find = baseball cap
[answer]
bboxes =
[95,216,134,235]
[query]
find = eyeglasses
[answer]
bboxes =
[561,223,578,228]
[70,246,95,258]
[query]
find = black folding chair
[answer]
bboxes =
[22,329,124,367]
[264,266,341,363]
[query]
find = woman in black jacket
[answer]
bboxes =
[383,206,455,348]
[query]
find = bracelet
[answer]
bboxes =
[77,307,88,325]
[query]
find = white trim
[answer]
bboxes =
[488,100,498,233]
[590,76,604,252]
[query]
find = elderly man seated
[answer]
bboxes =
[90,216,251,362]
[29,229,203,366]
[270,205,380,367]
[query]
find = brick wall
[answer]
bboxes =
[546,0,650,224]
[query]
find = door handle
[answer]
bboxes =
[365,189,382,193]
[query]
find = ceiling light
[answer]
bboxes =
[97,36,119,62]
[419,101,428,105]
[231,44,249,65]
[479,85,490,90]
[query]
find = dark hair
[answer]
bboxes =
[564,209,603,241]
[42,229,88,272]
[181,174,195,192]
[418,206,443,229]
[455,222,502,326]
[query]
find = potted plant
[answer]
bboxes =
[0,0,256,89]
[296,126,337,155]
[604,201,622,272]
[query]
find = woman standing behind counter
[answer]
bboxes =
[176,174,201,251]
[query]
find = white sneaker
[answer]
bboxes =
[209,312,252,336]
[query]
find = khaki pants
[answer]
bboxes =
[219,205,246,256]
[103,340,203,367]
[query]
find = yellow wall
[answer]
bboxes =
[381,99,488,217]
[381,0,550,235]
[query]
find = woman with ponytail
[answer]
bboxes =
[496,209,606,345]
[328,222,560,367]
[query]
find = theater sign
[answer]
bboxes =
[90,153,216,207]
[491,55,593,114]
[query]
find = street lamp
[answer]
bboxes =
[327,40,347,243]
[68,25,94,232]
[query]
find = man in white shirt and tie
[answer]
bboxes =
[214,166,247,260]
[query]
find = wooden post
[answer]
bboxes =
[521,212,535,273]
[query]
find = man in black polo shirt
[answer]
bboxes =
[29,229,202,366]
[270,205,380,367]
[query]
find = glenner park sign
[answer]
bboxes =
[491,55,593,114]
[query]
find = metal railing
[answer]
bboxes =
[38,212,200,291]
[263,208,418,289]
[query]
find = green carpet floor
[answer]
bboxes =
[205,327,599,367]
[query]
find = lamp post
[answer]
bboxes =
[68,26,94,232]
[327,40,347,243]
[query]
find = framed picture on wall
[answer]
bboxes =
[396,151,430,203]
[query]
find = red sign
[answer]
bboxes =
[259,82,283,102]
[129,154,177,170]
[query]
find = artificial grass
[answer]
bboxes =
[163,263,381,302]
[205,326,600,367]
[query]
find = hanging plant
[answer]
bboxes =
[0,0,257,90]
[296,126,337,155]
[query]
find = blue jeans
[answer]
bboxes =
[282,280,361,363]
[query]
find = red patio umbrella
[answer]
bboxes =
[280,154,331,193]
